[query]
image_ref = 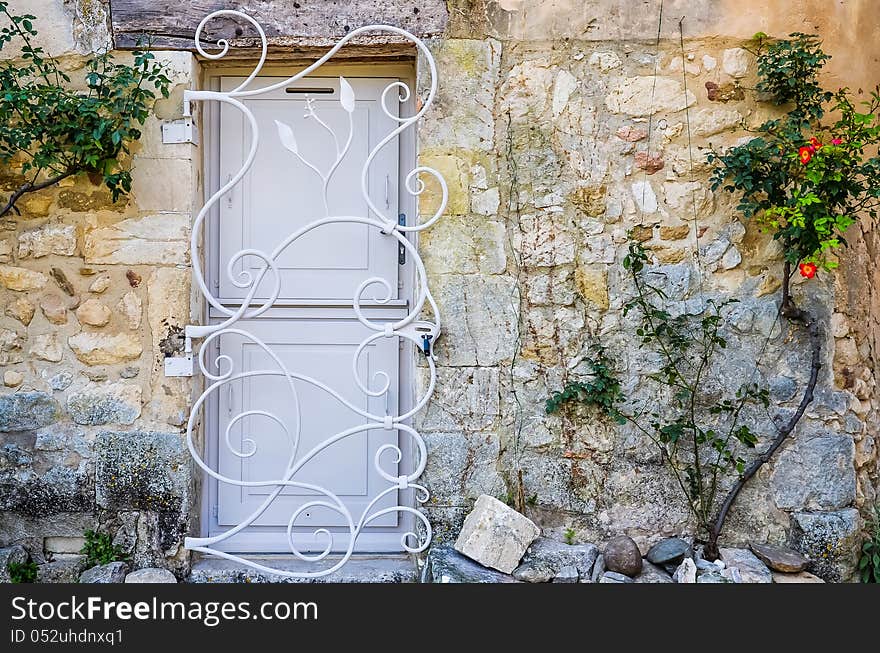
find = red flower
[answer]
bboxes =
[832,138,843,145]
[798,146,813,164]
[799,262,817,279]
[808,136,822,151]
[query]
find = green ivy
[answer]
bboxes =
[0,2,170,216]
[709,33,880,273]
[859,506,880,583]
[546,344,625,422]
[7,559,37,583]
[80,529,128,568]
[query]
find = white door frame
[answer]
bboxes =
[197,61,421,553]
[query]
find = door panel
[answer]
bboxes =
[213,76,408,553]
[217,316,401,532]
[219,76,399,302]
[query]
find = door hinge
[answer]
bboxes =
[211,505,218,518]
[398,213,407,265]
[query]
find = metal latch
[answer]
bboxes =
[398,320,441,359]
[164,354,194,377]
[398,213,407,264]
[162,117,198,145]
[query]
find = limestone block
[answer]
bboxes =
[589,51,622,71]
[0,265,48,291]
[631,181,658,213]
[771,434,856,510]
[512,537,599,582]
[37,555,89,583]
[692,107,743,137]
[117,291,142,330]
[420,39,500,152]
[722,48,751,78]
[79,561,129,584]
[771,571,825,583]
[95,431,188,511]
[719,547,772,583]
[574,266,609,309]
[415,367,500,432]
[416,151,471,217]
[68,332,142,365]
[75,298,111,326]
[606,77,696,116]
[130,158,193,212]
[31,333,63,362]
[499,58,555,122]
[67,383,142,426]
[790,509,861,582]
[454,494,541,573]
[431,275,517,366]
[0,392,58,431]
[420,215,506,275]
[125,568,177,583]
[88,274,111,294]
[6,296,35,325]
[4,370,23,387]
[83,214,189,265]
[18,224,76,258]
[420,431,505,505]
[40,294,69,324]
[0,238,11,262]
[515,214,575,267]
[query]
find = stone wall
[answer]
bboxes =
[0,1,198,576]
[415,0,880,582]
[0,0,877,582]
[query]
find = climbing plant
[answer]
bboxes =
[0,2,170,218]
[548,242,769,558]
[549,33,877,559]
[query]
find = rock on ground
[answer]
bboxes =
[599,571,634,583]
[553,566,579,583]
[634,561,674,583]
[37,555,88,583]
[749,543,809,573]
[512,537,599,582]
[79,561,129,584]
[719,547,772,583]
[454,494,540,574]
[590,554,605,583]
[645,537,690,565]
[673,558,697,583]
[422,545,520,583]
[602,535,643,577]
[771,571,825,583]
[124,567,177,583]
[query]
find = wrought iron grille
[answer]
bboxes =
[181,10,446,578]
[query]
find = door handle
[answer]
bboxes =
[227,383,234,416]
[384,174,390,209]
[224,173,234,209]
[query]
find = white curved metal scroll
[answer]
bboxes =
[182,10,446,577]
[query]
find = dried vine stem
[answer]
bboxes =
[705,259,822,559]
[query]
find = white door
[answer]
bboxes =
[212,77,408,553]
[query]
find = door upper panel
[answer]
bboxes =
[219,76,399,303]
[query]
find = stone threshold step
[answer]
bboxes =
[187,555,419,583]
